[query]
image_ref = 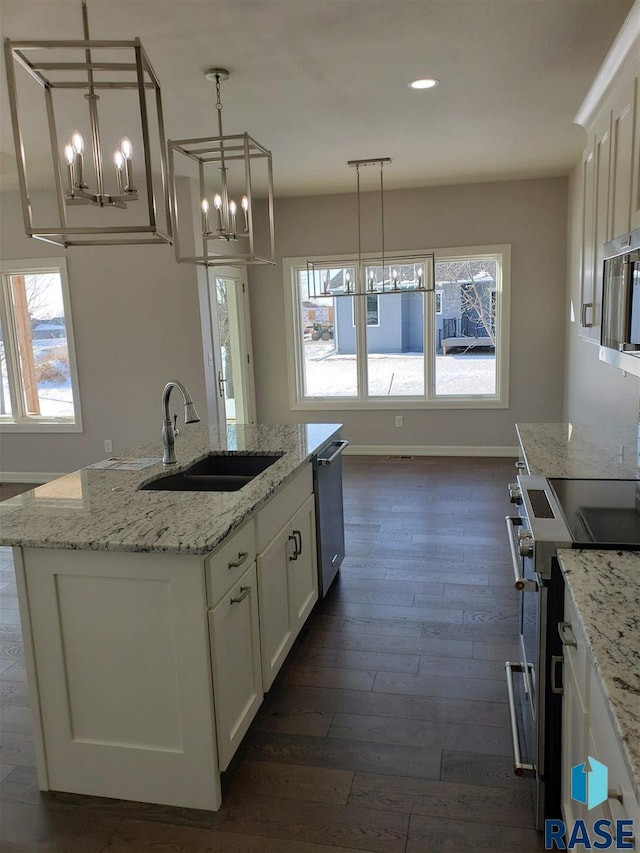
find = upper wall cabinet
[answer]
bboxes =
[574,2,640,342]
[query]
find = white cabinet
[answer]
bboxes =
[587,674,640,838]
[287,495,318,634]
[16,547,222,811]
[209,562,262,771]
[256,520,296,688]
[575,10,639,341]
[610,78,638,239]
[558,608,590,827]
[579,143,597,339]
[559,590,640,836]
[256,465,318,690]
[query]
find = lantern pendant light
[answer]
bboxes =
[4,0,172,246]
[168,68,275,266]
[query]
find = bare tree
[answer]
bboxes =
[436,259,497,345]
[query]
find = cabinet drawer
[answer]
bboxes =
[205,519,257,607]
[562,589,590,704]
[256,464,313,551]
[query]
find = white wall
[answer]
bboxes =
[0,188,207,478]
[563,165,640,424]
[249,177,568,451]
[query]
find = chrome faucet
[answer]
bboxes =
[161,380,200,465]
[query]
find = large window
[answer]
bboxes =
[0,258,82,431]
[284,246,510,409]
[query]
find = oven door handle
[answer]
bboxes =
[505,516,538,592]
[504,661,536,778]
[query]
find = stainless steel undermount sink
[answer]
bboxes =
[140,452,284,492]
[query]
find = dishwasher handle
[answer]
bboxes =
[317,439,349,466]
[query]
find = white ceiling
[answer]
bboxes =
[0,0,635,197]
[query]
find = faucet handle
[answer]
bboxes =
[173,413,180,437]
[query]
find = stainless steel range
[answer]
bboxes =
[504,475,640,830]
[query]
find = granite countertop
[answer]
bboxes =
[0,423,341,556]
[516,423,640,479]
[557,549,640,801]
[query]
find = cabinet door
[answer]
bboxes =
[579,141,597,339]
[287,494,318,633]
[21,548,221,812]
[610,78,638,239]
[209,562,263,771]
[257,524,295,690]
[560,645,588,828]
[592,110,613,335]
[633,74,640,231]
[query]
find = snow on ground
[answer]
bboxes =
[303,341,496,397]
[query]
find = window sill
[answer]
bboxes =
[289,397,509,411]
[0,420,83,433]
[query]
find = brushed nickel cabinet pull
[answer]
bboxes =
[230,586,250,604]
[293,530,302,556]
[228,552,249,570]
[581,302,594,327]
[288,534,298,560]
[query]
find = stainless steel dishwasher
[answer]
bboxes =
[313,437,348,597]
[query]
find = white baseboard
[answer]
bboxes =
[344,444,519,457]
[0,472,64,484]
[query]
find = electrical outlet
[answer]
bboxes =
[395,415,403,428]
[104,439,113,453]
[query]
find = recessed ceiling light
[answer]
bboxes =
[408,78,439,90]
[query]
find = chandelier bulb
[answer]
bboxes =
[213,193,223,210]
[201,198,210,214]
[64,144,76,165]
[120,137,133,159]
[113,150,124,170]
[71,131,84,154]
[229,199,237,215]
[241,195,249,211]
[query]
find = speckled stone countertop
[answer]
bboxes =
[0,423,341,556]
[516,423,640,479]
[557,549,640,800]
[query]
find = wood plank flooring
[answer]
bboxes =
[0,460,545,851]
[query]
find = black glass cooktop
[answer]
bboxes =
[549,478,640,548]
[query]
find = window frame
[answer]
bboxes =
[0,257,83,433]
[283,244,510,411]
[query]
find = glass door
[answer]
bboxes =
[208,267,256,428]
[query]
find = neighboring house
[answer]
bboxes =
[32,319,66,340]
[332,271,496,354]
[301,301,333,329]
[335,292,423,354]
[436,271,496,354]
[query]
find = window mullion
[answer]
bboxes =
[425,287,434,401]
[354,265,368,400]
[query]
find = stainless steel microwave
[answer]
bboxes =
[599,229,640,377]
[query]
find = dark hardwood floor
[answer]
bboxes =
[0,459,545,851]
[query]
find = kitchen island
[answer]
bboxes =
[0,422,342,812]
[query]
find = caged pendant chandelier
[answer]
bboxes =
[307,158,435,299]
[3,0,172,247]
[167,68,275,266]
